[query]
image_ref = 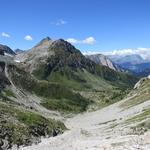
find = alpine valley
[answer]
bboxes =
[0,37,150,150]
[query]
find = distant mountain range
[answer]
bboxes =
[107,54,150,77]
[84,51,150,77]
[2,40,150,77]
[108,54,144,65]
[14,49,24,54]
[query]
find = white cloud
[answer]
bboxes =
[103,47,150,59]
[66,37,96,45]
[51,19,67,26]
[83,47,150,60]
[82,37,96,45]
[1,32,10,38]
[66,38,79,44]
[24,35,33,41]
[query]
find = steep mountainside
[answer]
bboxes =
[121,75,150,108]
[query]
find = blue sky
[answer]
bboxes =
[0,0,150,53]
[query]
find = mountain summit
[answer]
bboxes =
[34,36,52,48]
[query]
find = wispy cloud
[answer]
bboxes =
[24,35,33,41]
[66,37,96,45]
[1,32,11,38]
[51,19,67,26]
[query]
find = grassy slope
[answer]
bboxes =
[33,62,136,110]
[33,59,137,92]
[125,108,150,134]
[0,102,66,148]
[121,77,150,108]
[8,64,89,113]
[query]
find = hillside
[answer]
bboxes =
[121,75,150,108]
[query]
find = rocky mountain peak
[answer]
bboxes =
[34,36,52,48]
[41,36,51,42]
[51,39,79,54]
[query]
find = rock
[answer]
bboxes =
[85,54,120,71]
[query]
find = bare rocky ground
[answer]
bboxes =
[17,96,150,150]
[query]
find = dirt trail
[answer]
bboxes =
[18,97,150,150]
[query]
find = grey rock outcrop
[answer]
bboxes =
[86,54,119,71]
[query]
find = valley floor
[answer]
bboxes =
[18,97,150,150]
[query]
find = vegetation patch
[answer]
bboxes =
[126,108,150,123]
[0,103,66,149]
[80,89,129,110]
[121,78,150,108]
[2,89,16,98]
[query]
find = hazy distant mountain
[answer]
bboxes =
[0,44,16,56]
[108,54,145,65]
[107,54,150,75]
[14,49,24,54]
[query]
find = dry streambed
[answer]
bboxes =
[18,97,150,150]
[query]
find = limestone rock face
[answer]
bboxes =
[85,54,119,71]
